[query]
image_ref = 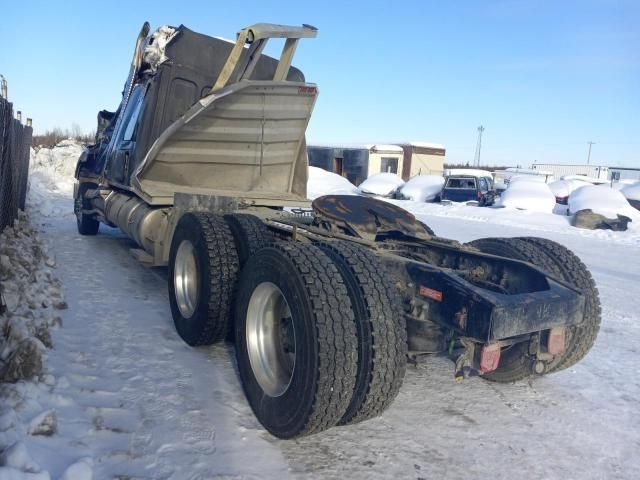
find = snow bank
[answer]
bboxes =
[306,166,358,200]
[0,213,66,480]
[0,442,47,478]
[397,175,444,202]
[28,140,83,216]
[0,213,65,383]
[495,180,556,213]
[358,173,404,197]
[29,140,82,179]
[569,185,640,220]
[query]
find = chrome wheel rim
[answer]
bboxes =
[174,240,199,318]
[246,282,296,397]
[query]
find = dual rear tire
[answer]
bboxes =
[75,182,100,235]
[167,213,407,438]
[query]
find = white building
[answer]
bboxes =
[530,163,609,181]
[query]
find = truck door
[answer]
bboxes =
[108,85,146,186]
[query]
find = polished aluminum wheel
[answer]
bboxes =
[246,282,296,397]
[174,239,199,318]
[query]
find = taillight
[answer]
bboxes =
[477,191,481,199]
[480,344,501,373]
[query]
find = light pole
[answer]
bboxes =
[474,125,485,167]
[587,141,595,165]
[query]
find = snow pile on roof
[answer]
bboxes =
[569,185,640,220]
[444,168,492,178]
[495,179,556,213]
[358,172,405,197]
[409,141,445,150]
[143,26,178,72]
[548,179,591,199]
[397,175,444,202]
[621,182,640,202]
[306,166,358,200]
[368,144,404,153]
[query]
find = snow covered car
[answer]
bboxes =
[569,185,639,230]
[621,182,640,210]
[495,179,556,213]
[396,175,444,202]
[307,166,358,200]
[440,175,495,206]
[548,179,591,204]
[73,21,602,439]
[358,172,405,198]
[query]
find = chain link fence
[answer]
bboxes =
[0,85,33,233]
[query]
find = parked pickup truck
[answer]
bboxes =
[73,21,601,439]
[440,174,496,206]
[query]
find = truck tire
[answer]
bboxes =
[168,212,240,346]
[466,237,601,382]
[74,182,99,236]
[234,242,358,438]
[516,237,601,374]
[223,213,274,266]
[315,240,407,425]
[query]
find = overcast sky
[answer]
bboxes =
[2,0,638,167]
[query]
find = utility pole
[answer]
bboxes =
[586,141,595,165]
[474,125,485,166]
[0,74,7,99]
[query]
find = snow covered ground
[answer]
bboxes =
[2,142,639,479]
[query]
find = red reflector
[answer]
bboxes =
[480,344,501,373]
[419,286,443,302]
[298,86,317,95]
[548,327,566,355]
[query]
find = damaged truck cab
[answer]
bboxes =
[74,22,601,439]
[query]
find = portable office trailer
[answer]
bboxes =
[494,168,555,184]
[399,142,445,179]
[367,144,404,177]
[307,144,405,185]
[531,163,609,181]
[308,142,445,184]
[307,146,369,185]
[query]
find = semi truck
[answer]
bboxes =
[74,22,601,438]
